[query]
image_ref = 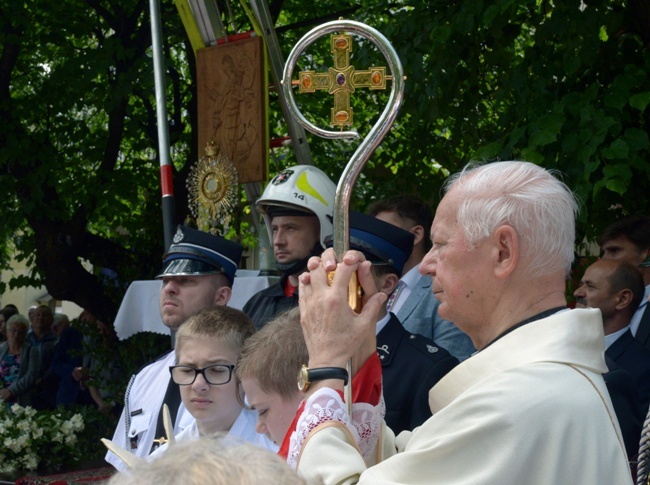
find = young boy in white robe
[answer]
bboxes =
[149,306,276,459]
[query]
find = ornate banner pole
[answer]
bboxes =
[150,0,176,251]
[282,19,405,410]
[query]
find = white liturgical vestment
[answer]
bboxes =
[296,308,632,485]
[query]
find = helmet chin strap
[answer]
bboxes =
[276,244,323,277]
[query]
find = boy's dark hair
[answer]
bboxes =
[600,215,650,251]
[607,261,646,316]
[368,195,433,251]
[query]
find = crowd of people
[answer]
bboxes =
[0,304,122,414]
[4,161,649,484]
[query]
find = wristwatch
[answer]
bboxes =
[297,365,349,392]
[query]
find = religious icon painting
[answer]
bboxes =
[197,36,267,183]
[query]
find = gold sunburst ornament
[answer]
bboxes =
[187,140,238,234]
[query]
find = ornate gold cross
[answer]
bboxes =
[293,33,391,129]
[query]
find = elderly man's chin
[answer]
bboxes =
[436,300,451,321]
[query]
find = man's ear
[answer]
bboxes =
[411,225,425,246]
[615,289,634,311]
[214,285,232,306]
[378,273,399,296]
[643,247,650,262]
[493,225,519,279]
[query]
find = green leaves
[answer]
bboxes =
[602,139,629,160]
[630,92,650,112]
[529,112,565,148]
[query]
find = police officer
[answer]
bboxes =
[337,211,459,434]
[106,225,243,471]
[243,165,336,329]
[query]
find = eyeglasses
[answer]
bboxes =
[169,364,235,386]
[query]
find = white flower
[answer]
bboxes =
[15,434,27,448]
[6,435,27,454]
[23,406,37,418]
[70,414,84,430]
[0,402,86,472]
[23,453,39,471]
[61,420,73,433]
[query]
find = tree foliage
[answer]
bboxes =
[0,0,194,322]
[0,0,648,323]
[271,0,650,242]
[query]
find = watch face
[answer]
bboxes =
[297,365,309,391]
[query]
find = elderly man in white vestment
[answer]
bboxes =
[290,161,632,484]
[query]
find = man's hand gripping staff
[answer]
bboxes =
[298,248,386,396]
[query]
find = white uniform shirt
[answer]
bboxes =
[148,408,277,460]
[106,351,193,471]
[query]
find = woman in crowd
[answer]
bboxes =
[0,305,19,343]
[0,314,41,406]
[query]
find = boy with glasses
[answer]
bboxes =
[148,306,276,460]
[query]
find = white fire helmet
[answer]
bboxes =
[256,165,336,248]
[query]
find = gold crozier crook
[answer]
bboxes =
[282,19,405,413]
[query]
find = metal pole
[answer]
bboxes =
[150,0,176,251]
[248,0,313,166]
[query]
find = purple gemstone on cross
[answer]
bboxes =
[336,73,346,86]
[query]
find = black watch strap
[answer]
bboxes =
[308,367,349,385]
[298,365,349,391]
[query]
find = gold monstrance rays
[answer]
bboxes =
[187,140,238,235]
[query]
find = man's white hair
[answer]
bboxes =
[445,161,579,278]
[108,434,306,485]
